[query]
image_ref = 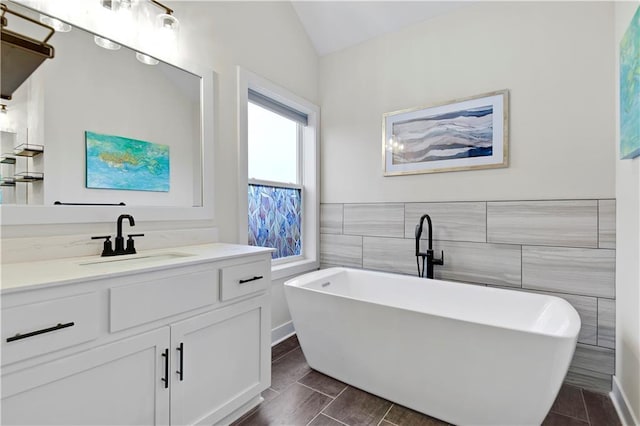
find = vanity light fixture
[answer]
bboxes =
[94,35,120,50]
[135,52,159,65]
[39,15,71,32]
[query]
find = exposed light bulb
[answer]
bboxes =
[39,15,72,32]
[100,0,121,11]
[94,36,121,50]
[152,13,179,57]
[136,52,159,65]
[156,13,179,31]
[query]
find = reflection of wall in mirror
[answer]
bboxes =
[10,16,201,207]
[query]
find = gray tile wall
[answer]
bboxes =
[319,199,616,393]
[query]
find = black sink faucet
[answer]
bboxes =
[415,214,444,279]
[91,214,144,257]
[115,214,135,255]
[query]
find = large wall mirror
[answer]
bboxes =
[1,1,214,225]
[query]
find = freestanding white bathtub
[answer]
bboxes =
[284,267,580,426]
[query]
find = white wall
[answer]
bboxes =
[174,1,319,245]
[319,2,615,203]
[614,3,640,423]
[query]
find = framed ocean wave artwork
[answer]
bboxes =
[382,90,509,176]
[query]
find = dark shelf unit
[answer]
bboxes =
[0,154,16,164]
[14,171,43,182]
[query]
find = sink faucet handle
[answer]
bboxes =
[91,235,115,257]
[125,233,145,254]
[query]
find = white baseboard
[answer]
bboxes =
[611,375,639,426]
[271,321,296,346]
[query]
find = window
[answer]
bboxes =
[238,68,319,277]
[248,100,302,260]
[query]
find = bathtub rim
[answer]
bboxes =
[284,267,581,340]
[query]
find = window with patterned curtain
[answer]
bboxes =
[247,100,305,261]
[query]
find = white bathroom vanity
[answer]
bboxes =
[1,243,272,425]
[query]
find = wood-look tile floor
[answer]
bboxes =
[231,336,621,426]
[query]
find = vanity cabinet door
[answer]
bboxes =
[169,294,271,426]
[1,328,170,426]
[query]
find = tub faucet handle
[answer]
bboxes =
[433,250,444,266]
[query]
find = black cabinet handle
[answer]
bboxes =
[6,322,75,343]
[161,348,169,389]
[176,342,184,381]
[238,275,263,284]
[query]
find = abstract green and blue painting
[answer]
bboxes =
[620,5,640,159]
[86,131,170,192]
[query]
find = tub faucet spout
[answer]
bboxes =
[415,214,444,279]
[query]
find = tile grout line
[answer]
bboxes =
[320,386,349,417]
[322,413,351,426]
[295,380,341,400]
[272,345,301,363]
[485,201,488,244]
[596,298,600,347]
[321,231,613,250]
[377,404,395,426]
[305,411,323,426]
[579,388,592,425]
[597,200,600,249]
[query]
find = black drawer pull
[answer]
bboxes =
[238,275,263,284]
[6,322,75,343]
[176,342,184,381]
[161,348,169,389]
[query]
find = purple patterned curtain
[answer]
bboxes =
[248,184,302,259]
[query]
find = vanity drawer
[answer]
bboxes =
[220,259,269,301]
[110,265,218,332]
[1,292,100,365]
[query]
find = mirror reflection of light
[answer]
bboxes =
[136,52,159,65]
[94,35,121,50]
[39,15,72,32]
[0,105,16,133]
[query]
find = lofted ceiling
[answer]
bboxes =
[291,1,469,56]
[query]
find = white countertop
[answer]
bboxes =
[1,243,273,294]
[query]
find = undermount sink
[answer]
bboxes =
[79,252,193,266]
